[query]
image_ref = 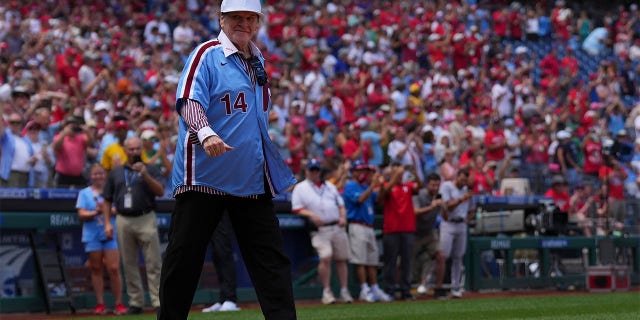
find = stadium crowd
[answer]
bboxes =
[0,1,639,226]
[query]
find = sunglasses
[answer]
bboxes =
[9,120,22,125]
[308,167,321,172]
[247,55,268,86]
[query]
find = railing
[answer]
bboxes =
[466,236,640,292]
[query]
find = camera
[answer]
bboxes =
[72,125,83,133]
[131,155,142,163]
[435,194,442,199]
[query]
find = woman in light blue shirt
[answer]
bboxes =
[76,163,126,315]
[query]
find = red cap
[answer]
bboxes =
[323,147,336,158]
[114,120,128,129]
[315,118,331,128]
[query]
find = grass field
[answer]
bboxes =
[58,292,639,320]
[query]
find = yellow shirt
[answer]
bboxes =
[101,142,127,171]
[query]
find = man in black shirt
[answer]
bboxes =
[103,137,165,314]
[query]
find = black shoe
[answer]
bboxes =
[401,293,415,301]
[433,288,449,300]
[127,306,143,315]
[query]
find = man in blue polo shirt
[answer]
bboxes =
[342,160,392,303]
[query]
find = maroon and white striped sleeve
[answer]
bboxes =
[180,98,216,145]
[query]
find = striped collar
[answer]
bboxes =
[218,30,261,58]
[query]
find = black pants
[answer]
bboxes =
[211,212,237,303]
[382,232,415,297]
[158,192,296,320]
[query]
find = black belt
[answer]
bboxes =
[350,221,373,228]
[120,210,152,217]
[448,217,465,223]
[321,220,339,227]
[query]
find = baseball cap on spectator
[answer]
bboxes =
[95,100,110,113]
[427,112,439,121]
[64,116,82,125]
[323,147,336,158]
[379,104,391,112]
[551,175,567,186]
[140,130,158,141]
[616,129,628,137]
[12,85,30,97]
[306,158,322,170]
[352,160,375,171]
[315,118,331,129]
[114,118,129,130]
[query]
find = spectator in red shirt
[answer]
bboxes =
[581,130,603,188]
[342,123,370,164]
[483,118,507,170]
[560,47,579,77]
[598,155,628,232]
[380,163,420,300]
[539,47,561,78]
[469,155,496,195]
[492,8,509,39]
[544,175,571,212]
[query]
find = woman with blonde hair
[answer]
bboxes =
[75,163,126,315]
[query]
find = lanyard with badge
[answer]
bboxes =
[123,167,137,209]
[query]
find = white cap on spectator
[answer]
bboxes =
[140,130,157,141]
[427,112,439,121]
[95,100,110,112]
[556,130,571,140]
[421,124,433,133]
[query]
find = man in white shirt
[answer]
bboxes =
[291,159,353,305]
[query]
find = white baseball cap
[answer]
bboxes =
[140,130,157,141]
[221,0,263,17]
[94,100,110,113]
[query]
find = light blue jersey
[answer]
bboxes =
[172,31,296,197]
